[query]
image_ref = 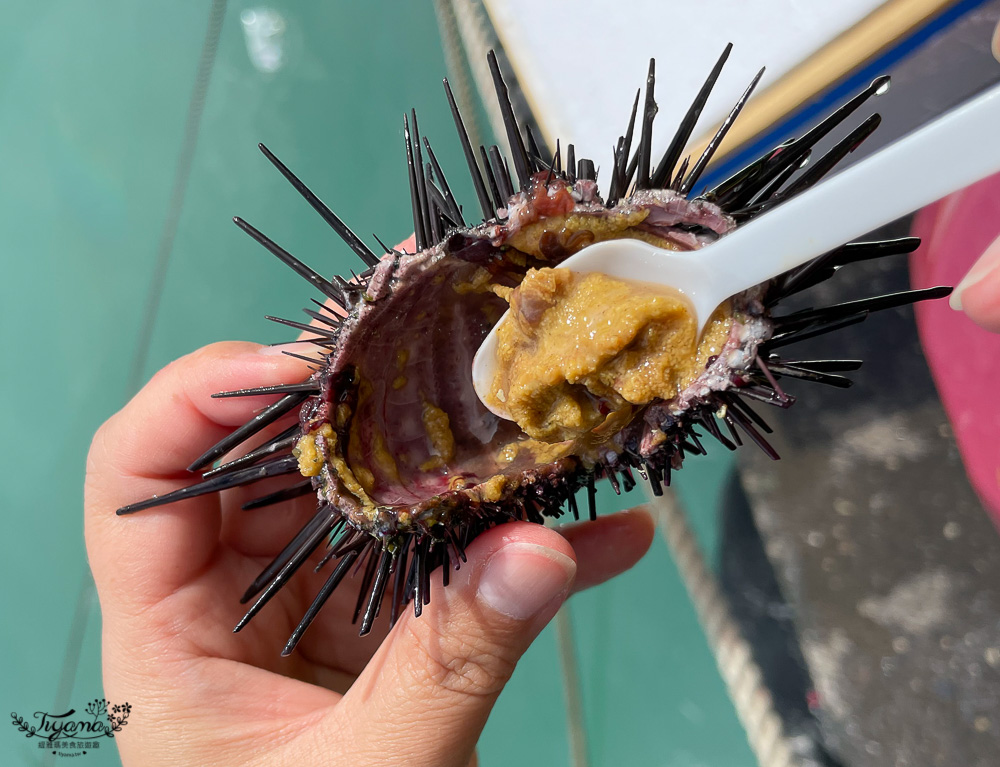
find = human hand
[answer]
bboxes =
[950,232,1000,332]
[84,340,655,766]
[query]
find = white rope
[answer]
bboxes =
[650,488,801,767]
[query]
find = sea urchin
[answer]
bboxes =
[118,46,951,655]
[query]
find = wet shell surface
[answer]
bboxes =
[119,47,951,654]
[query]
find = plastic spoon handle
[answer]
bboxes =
[700,82,1000,298]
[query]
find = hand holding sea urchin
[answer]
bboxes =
[118,46,951,655]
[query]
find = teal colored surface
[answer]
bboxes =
[0,3,748,766]
[485,444,752,767]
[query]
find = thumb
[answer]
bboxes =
[332,522,576,767]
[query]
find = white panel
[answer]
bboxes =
[484,0,886,176]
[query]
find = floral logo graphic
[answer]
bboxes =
[10,698,130,756]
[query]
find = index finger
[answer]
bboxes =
[84,341,310,605]
[954,234,1000,332]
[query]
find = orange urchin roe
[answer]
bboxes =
[342,375,392,495]
[294,423,333,477]
[497,437,574,465]
[488,268,733,443]
[477,474,507,502]
[507,210,650,262]
[418,398,456,472]
[452,266,494,295]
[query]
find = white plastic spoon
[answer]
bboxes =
[473,81,1000,419]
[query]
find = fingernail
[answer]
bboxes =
[951,234,1000,311]
[478,542,575,621]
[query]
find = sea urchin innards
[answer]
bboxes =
[118,46,951,655]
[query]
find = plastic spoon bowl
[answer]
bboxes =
[473,81,1000,419]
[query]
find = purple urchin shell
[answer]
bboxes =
[118,48,951,653]
[302,181,762,537]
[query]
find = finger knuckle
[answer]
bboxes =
[404,618,517,699]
